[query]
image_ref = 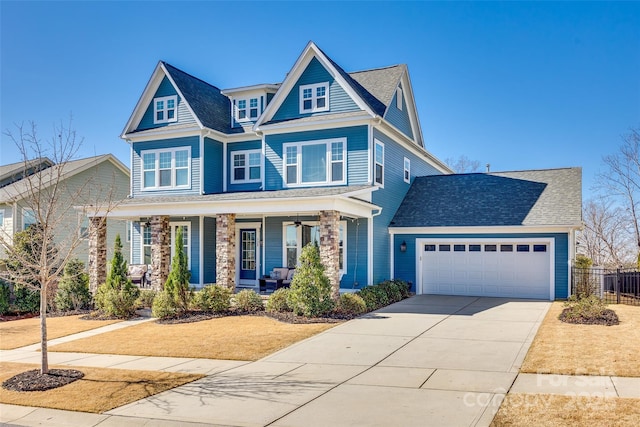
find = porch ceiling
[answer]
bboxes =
[99,185,380,219]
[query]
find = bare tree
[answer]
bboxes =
[597,127,640,265]
[579,198,634,267]
[1,119,118,375]
[445,155,481,173]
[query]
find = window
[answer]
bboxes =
[171,222,190,269]
[439,244,451,252]
[424,244,436,252]
[404,157,411,183]
[0,210,3,227]
[283,139,346,187]
[469,244,481,252]
[484,244,497,252]
[141,147,190,190]
[500,244,513,252]
[517,244,530,252]
[533,244,547,252]
[396,87,403,110]
[454,244,466,252]
[23,208,36,230]
[283,221,346,274]
[126,221,132,243]
[374,140,384,186]
[231,150,261,183]
[78,213,89,240]
[142,223,151,265]
[235,98,260,122]
[153,95,178,124]
[299,82,329,113]
[241,230,256,271]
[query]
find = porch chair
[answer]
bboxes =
[261,267,295,292]
[128,264,148,288]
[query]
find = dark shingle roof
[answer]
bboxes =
[163,62,244,134]
[391,168,582,228]
[348,65,405,115]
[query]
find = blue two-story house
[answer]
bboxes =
[89,41,581,301]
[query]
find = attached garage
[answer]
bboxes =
[389,168,583,301]
[417,238,553,300]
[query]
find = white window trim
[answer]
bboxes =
[404,157,411,184]
[282,138,347,188]
[22,208,36,230]
[0,210,4,227]
[281,221,347,277]
[78,211,89,240]
[374,139,384,187]
[396,87,403,110]
[140,221,152,265]
[153,95,178,124]
[230,149,262,184]
[141,146,191,191]
[299,82,330,113]
[170,221,191,270]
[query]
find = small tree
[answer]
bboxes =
[164,227,192,314]
[287,243,334,317]
[55,259,91,312]
[95,234,139,317]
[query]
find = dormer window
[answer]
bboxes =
[299,82,329,113]
[154,95,178,124]
[236,97,260,122]
[396,87,403,110]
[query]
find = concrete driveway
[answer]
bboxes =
[107,295,550,427]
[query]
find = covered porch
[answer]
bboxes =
[88,186,379,297]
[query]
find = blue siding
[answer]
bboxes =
[392,232,570,299]
[131,222,142,264]
[203,137,223,194]
[264,126,368,190]
[137,77,196,131]
[384,83,414,140]
[202,217,216,284]
[271,57,360,122]
[371,129,442,284]
[131,137,201,197]
[227,140,262,192]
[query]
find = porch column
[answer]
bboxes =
[319,210,340,300]
[216,213,236,290]
[88,216,107,294]
[150,215,170,291]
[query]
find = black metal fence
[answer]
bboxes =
[572,267,640,305]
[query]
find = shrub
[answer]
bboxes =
[135,290,157,309]
[55,259,91,312]
[13,284,40,313]
[357,285,389,311]
[164,227,192,314]
[234,289,264,312]
[0,280,10,315]
[378,279,411,303]
[192,284,231,313]
[336,293,366,315]
[560,295,619,326]
[152,290,177,319]
[266,288,291,313]
[287,244,335,317]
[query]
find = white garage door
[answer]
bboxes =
[419,239,552,300]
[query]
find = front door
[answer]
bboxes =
[239,228,257,282]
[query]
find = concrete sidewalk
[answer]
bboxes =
[2,295,639,427]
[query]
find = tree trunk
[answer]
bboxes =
[40,284,48,375]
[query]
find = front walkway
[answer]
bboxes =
[3,295,634,426]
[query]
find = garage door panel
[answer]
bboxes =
[421,239,551,300]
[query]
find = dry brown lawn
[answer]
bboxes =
[0,315,121,350]
[50,315,338,360]
[0,362,203,413]
[520,302,640,377]
[491,394,640,427]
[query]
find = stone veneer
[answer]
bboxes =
[88,216,107,294]
[150,215,170,291]
[319,210,341,300]
[216,213,236,290]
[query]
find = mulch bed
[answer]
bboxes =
[559,307,620,326]
[156,309,357,325]
[2,369,84,392]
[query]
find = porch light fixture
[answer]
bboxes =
[294,213,302,227]
[400,241,407,253]
[145,219,151,228]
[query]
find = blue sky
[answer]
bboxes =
[1,1,639,199]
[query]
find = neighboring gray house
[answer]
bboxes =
[0,154,130,266]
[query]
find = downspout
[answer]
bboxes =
[368,207,383,287]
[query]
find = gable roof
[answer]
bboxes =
[390,167,582,228]
[347,65,405,117]
[0,158,54,188]
[0,154,129,203]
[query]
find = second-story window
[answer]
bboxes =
[283,138,346,187]
[236,98,260,122]
[299,82,329,113]
[231,149,262,183]
[404,157,411,183]
[375,140,384,186]
[154,95,178,124]
[142,147,190,190]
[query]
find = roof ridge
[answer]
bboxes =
[348,64,405,75]
[161,61,223,92]
[491,166,581,174]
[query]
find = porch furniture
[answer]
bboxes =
[128,264,148,288]
[260,268,295,292]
